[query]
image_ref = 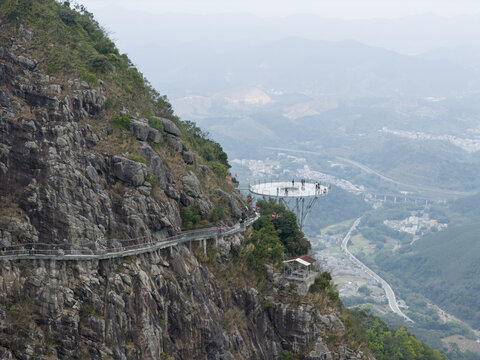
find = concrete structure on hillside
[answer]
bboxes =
[283,254,318,295]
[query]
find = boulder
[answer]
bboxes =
[182,150,195,164]
[16,55,37,71]
[167,135,185,152]
[85,165,99,184]
[147,128,162,143]
[130,119,163,143]
[307,338,332,360]
[165,185,179,200]
[214,188,242,218]
[195,198,213,217]
[182,173,203,198]
[139,142,174,190]
[130,119,150,141]
[0,89,10,107]
[113,156,146,186]
[159,117,182,137]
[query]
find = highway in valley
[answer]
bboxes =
[335,156,475,199]
[341,218,414,323]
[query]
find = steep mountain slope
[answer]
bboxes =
[375,221,480,329]
[0,2,371,359]
[0,0,237,248]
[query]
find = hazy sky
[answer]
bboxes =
[78,0,480,19]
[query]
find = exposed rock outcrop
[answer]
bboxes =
[182,150,195,164]
[159,117,182,137]
[214,188,242,219]
[113,156,147,187]
[0,40,186,247]
[130,119,162,143]
[139,142,174,191]
[181,172,213,217]
[0,243,366,360]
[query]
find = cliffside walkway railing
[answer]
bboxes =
[0,215,259,261]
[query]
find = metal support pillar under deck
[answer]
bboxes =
[279,196,318,231]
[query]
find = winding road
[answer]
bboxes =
[341,218,414,323]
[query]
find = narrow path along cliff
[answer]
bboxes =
[340,217,414,323]
[0,215,259,261]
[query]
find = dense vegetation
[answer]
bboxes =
[249,199,310,268]
[342,195,480,359]
[451,192,480,220]
[308,271,341,303]
[358,205,414,246]
[348,309,447,360]
[375,222,480,329]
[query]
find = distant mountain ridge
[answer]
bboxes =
[92,9,480,55]
[137,37,479,99]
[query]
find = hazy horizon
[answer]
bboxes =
[69,1,480,65]
[78,0,480,19]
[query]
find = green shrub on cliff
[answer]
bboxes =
[309,272,332,293]
[181,120,230,171]
[246,199,311,274]
[148,117,164,133]
[112,114,132,129]
[181,206,201,230]
[128,155,146,164]
[248,221,284,271]
[254,199,310,257]
[210,207,224,223]
[279,351,300,360]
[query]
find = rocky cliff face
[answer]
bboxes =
[0,36,227,249]
[0,241,368,360]
[0,9,371,360]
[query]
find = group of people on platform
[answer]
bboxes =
[269,179,328,197]
[315,183,327,195]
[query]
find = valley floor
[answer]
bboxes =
[312,217,480,359]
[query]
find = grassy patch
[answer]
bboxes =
[146,171,156,186]
[0,0,176,120]
[261,301,275,312]
[128,154,146,164]
[112,114,132,130]
[80,71,99,85]
[148,116,164,133]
